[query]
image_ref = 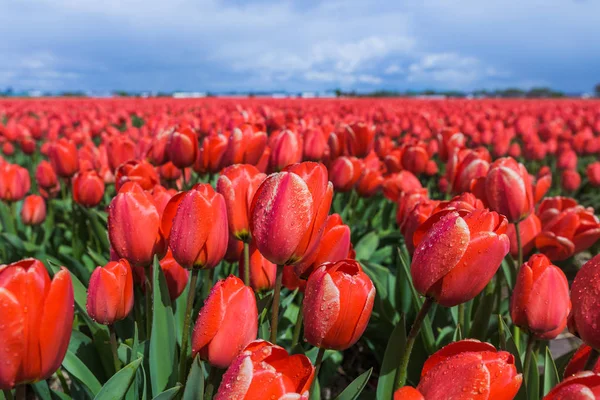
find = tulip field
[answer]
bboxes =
[2,97,600,400]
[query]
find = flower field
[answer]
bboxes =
[1,97,600,400]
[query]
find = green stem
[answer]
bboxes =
[523,335,536,385]
[3,389,14,400]
[109,325,121,373]
[514,222,523,267]
[203,268,215,299]
[145,266,153,340]
[56,368,70,396]
[311,347,326,398]
[243,241,250,287]
[499,315,507,349]
[458,303,465,331]
[585,348,600,371]
[270,265,284,343]
[204,366,218,400]
[394,297,434,389]
[179,269,200,384]
[291,293,305,348]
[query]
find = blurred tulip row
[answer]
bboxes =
[1,97,600,400]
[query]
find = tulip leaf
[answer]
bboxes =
[151,385,182,400]
[376,315,406,400]
[94,357,143,400]
[334,368,373,400]
[150,256,179,396]
[469,282,495,340]
[554,348,577,379]
[395,245,412,315]
[182,356,205,400]
[543,347,560,396]
[452,324,463,341]
[527,352,539,400]
[310,378,321,400]
[31,380,53,400]
[62,350,103,396]
[354,232,380,261]
[498,315,527,400]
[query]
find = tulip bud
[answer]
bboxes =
[223,126,268,167]
[561,169,581,192]
[0,259,74,390]
[192,275,258,368]
[544,372,600,399]
[86,259,134,325]
[216,340,314,399]
[510,254,570,339]
[329,156,363,192]
[484,157,534,223]
[587,161,600,187]
[20,194,46,225]
[344,122,375,157]
[115,160,160,192]
[194,133,228,174]
[250,162,333,266]
[167,126,198,169]
[0,163,31,202]
[393,387,424,400]
[269,129,303,172]
[411,209,510,307]
[217,164,266,241]
[35,160,58,190]
[402,143,430,175]
[282,264,307,292]
[48,138,79,178]
[303,259,375,350]
[506,213,541,258]
[238,243,277,291]
[303,128,328,161]
[166,183,228,269]
[569,254,600,349]
[356,169,383,198]
[72,169,105,207]
[108,182,164,267]
[106,136,136,171]
[382,171,422,202]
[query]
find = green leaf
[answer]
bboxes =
[62,350,103,396]
[152,385,182,400]
[95,357,143,400]
[469,282,495,340]
[310,378,321,400]
[150,256,178,396]
[527,352,539,400]
[183,356,205,400]
[498,316,526,400]
[31,380,53,400]
[376,315,406,400]
[334,368,373,400]
[354,232,380,261]
[554,348,577,379]
[452,324,463,342]
[543,347,560,396]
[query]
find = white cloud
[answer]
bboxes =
[384,64,403,74]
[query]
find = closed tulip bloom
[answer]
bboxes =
[402,143,430,175]
[282,265,307,292]
[217,164,266,241]
[2,141,15,156]
[344,122,375,157]
[416,340,522,400]
[569,254,600,349]
[586,161,600,187]
[72,169,105,207]
[534,167,552,204]
[506,213,541,258]
[224,235,244,263]
[401,199,440,254]
[411,209,510,307]
[0,259,74,390]
[329,156,363,192]
[106,136,136,171]
[544,372,600,399]
[250,162,333,266]
[115,160,160,192]
[294,213,352,278]
[396,188,429,228]
[0,163,31,202]
[510,254,570,339]
[216,340,314,400]
[564,345,600,378]
[561,169,581,192]
[148,128,171,166]
[356,168,384,198]
[239,243,277,291]
[151,184,177,218]
[86,259,134,325]
[393,387,424,400]
[191,275,258,368]
[484,157,534,223]
[108,182,164,267]
[382,171,423,202]
[447,148,490,195]
[35,160,58,190]
[269,130,303,172]
[20,195,46,225]
[158,161,181,182]
[224,125,268,166]
[167,126,198,168]
[558,149,578,170]
[303,128,328,161]
[157,248,189,300]
[194,132,229,174]
[48,138,79,178]
[303,259,375,350]
[167,183,228,269]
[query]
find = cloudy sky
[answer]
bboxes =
[1,0,599,93]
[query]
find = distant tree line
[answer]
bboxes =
[334,87,574,98]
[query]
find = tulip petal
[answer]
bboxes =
[421,340,497,378]
[303,268,340,348]
[525,266,570,335]
[215,354,253,400]
[0,288,24,390]
[393,387,424,400]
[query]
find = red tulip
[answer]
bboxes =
[167,126,198,169]
[2,141,15,156]
[250,162,333,266]
[106,136,136,171]
[534,167,552,204]
[0,163,30,202]
[239,243,277,291]
[294,213,352,278]
[86,259,134,325]
[216,340,314,399]
[166,183,228,269]
[344,122,375,157]
[393,387,424,400]
[396,188,429,228]
[191,275,258,368]
[382,171,422,202]
[303,259,375,350]
[20,195,46,225]
[569,254,600,349]
[564,345,600,378]
[402,143,430,175]
[194,132,228,174]
[72,169,105,207]
[416,340,522,399]
[224,235,244,263]
[484,157,534,223]
[151,185,177,218]
[303,128,328,161]
[132,248,189,301]
[108,182,164,267]
[411,209,509,307]
[0,259,74,390]
[506,213,541,258]
[48,138,79,178]
[223,125,268,166]
[282,264,307,292]
[561,169,581,192]
[447,148,490,195]
[217,164,266,241]
[158,162,181,182]
[586,161,600,187]
[544,372,600,399]
[35,160,58,190]
[510,254,570,339]
[558,149,578,170]
[115,160,160,192]
[329,156,363,192]
[269,130,303,172]
[401,199,440,254]
[356,168,383,198]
